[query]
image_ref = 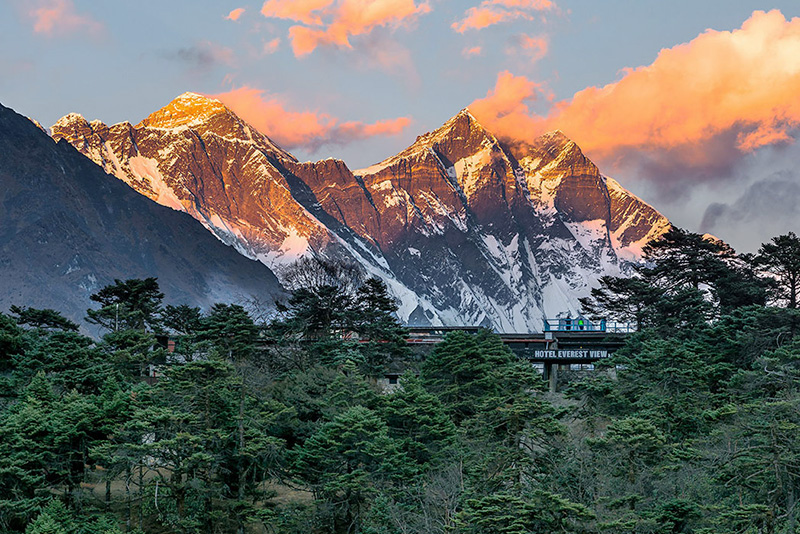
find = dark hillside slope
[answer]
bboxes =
[0,103,283,327]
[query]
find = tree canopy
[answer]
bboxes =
[2,229,800,533]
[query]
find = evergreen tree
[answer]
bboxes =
[420,329,518,424]
[162,304,203,336]
[270,258,407,376]
[292,406,412,533]
[127,360,239,532]
[641,227,731,290]
[379,376,456,467]
[0,312,24,374]
[0,373,115,525]
[196,303,258,361]
[582,227,766,328]
[459,491,592,534]
[756,231,800,308]
[9,306,79,332]
[86,278,164,332]
[580,276,662,329]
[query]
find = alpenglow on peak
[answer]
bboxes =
[137,92,230,129]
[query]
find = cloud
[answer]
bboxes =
[226,8,246,21]
[261,0,335,25]
[211,86,412,151]
[470,10,800,197]
[27,0,103,36]
[263,37,281,54]
[700,172,800,252]
[161,42,235,72]
[452,0,554,33]
[351,32,421,86]
[469,70,552,137]
[261,0,431,57]
[453,7,516,33]
[506,33,548,61]
[463,46,483,57]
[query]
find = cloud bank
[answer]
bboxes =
[261,0,431,57]
[27,0,103,36]
[212,86,411,151]
[470,10,800,197]
[452,0,554,33]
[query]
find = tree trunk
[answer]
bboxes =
[126,467,132,532]
[138,464,144,531]
[237,377,246,534]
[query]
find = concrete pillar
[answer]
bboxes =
[548,364,557,393]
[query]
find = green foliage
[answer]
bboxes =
[25,500,71,534]
[292,406,413,532]
[270,257,408,376]
[162,304,202,335]
[0,373,123,530]
[196,303,258,360]
[582,227,768,329]
[0,312,24,373]
[86,277,164,332]
[460,490,593,534]
[379,376,456,467]
[25,500,122,534]
[756,231,800,308]
[13,329,117,394]
[9,306,78,332]
[421,329,517,423]
[580,276,662,329]
[2,231,799,534]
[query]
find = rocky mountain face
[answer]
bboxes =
[52,93,670,331]
[0,102,283,329]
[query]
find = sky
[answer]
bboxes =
[1,0,799,253]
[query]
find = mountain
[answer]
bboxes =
[52,94,670,331]
[0,101,283,329]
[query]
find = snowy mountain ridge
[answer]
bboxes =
[51,93,670,331]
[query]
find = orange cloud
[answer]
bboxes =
[211,86,412,151]
[261,0,334,25]
[226,8,245,21]
[288,25,338,56]
[471,10,800,182]
[262,0,431,56]
[452,0,554,33]
[263,37,281,54]
[463,46,483,57]
[469,71,550,137]
[453,7,516,33]
[491,0,553,9]
[28,0,103,36]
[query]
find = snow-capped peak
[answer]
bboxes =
[50,112,90,135]
[355,108,496,176]
[137,92,229,129]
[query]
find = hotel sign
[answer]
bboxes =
[529,349,609,360]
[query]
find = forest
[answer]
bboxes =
[1,229,799,534]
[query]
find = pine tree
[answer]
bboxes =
[756,232,800,308]
[379,376,456,467]
[292,406,412,533]
[86,278,164,332]
[421,329,517,424]
[9,306,79,332]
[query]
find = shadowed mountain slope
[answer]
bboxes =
[0,102,283,328]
